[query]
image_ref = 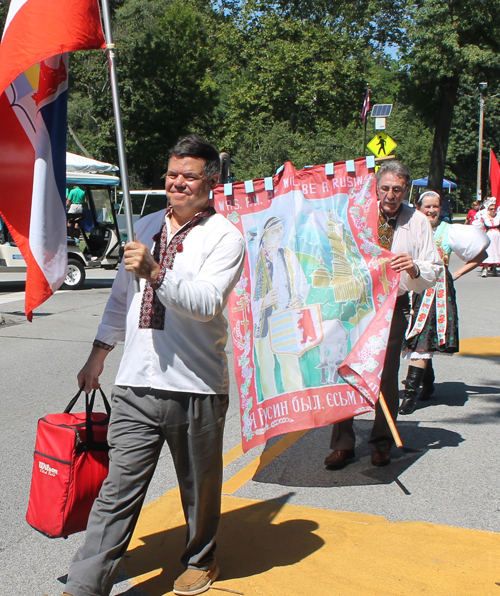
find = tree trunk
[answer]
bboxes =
[427,76,460,193]
[152,163,165,190]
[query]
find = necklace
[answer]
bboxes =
[170,217,181,234]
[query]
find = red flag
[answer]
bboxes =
[0,1,105,320]
[0,0,105,98]
[490,150,500,210]
[361,88,370,124]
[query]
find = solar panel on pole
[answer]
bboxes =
[370,104,393,118]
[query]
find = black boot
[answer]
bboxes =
[399,365,425,415]
[418,360,435,401]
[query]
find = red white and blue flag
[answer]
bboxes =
[361,88,370,124]
[0,0,105,320]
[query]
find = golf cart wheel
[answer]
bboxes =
[62,259,86,290]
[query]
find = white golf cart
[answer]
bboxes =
[116,189,167,240]
[0,153,123,290]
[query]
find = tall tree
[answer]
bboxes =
[68,0,218,187]
[445,75,500,206]
[399,0,500,193]
[211,0,374,178]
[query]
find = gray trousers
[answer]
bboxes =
[330,294,409,453]
[65,386,228,596]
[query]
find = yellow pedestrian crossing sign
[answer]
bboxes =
[367,132,397,157]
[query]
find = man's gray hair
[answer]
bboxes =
[375,161,411,190]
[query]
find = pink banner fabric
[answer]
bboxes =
[214,159,400,452]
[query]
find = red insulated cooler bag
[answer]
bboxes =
[26,388,111,538]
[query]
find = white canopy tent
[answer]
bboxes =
[66,152,119,174]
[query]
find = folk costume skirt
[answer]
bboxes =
[403,267,459,356]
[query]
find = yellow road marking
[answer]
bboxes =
[222,442,244,467]
[121,433,305,591]
[222,430,308,495]
[119,337,500,594]
[460,337,500,356]
[124,492,500,596]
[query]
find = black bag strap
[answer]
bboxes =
[64,388,111,451]
[64,388,84,414]
[86,392,96,445]
[97,387,112,416]
[64,387,111,416]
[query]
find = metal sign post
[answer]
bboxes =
[100,0,139,292]
[476,83,487,203]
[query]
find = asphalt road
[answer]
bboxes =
[0,256,498,596]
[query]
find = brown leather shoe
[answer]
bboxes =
[371,451,391,467]
[173,565,219,595]
[324,449,355,468]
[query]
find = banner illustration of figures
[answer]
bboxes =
[214,159,400,451]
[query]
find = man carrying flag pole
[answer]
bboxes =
[0,0,105,320]
[3,4,242,596]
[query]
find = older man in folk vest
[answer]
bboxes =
[325,161,442,469]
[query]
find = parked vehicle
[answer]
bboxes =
[116,190,167,240]
[0,154,123,290]
[64,171,122,288]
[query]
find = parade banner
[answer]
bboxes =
[214,158,400,451]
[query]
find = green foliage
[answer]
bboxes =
[116,0,217,185]
[1,0,498,195]
[447,77,500,206]
[210,1,373,178]
[0,2,7,32]
[67,50,115,160]
[60,0,500,196]
[393,0,500,193]
[68,0,217,187]
[400,0,500,122]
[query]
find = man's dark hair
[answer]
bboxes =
[169,134,220,179]
[375,160,411,190]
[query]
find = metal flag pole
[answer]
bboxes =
[363,117,367,157]
[488,148,492,197]
[99,0,139,292]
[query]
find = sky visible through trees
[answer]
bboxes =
[1,0,499,207]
